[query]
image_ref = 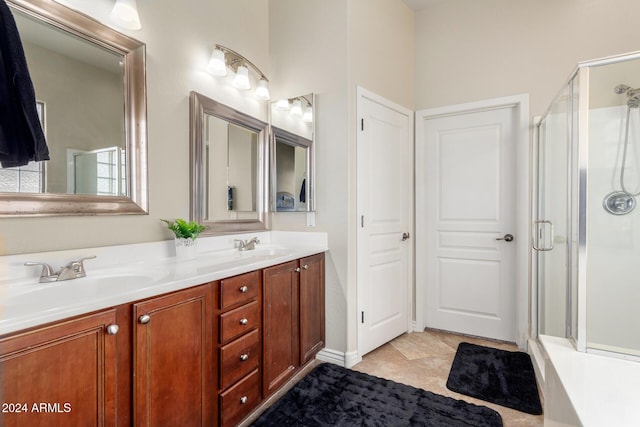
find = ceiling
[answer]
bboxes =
[402,0,448,11]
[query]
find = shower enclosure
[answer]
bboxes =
[535,51,640,359]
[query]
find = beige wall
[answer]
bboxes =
[414,0,640,116]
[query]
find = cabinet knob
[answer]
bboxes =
[302,264,308,270]
[138,314,151,324]
[239,318,248,325]
[106,324,119,335]
[239,285,248,293]
[239,353,249,361]
[240,396,248,405]
[294,267,301,273]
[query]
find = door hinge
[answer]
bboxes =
[361,118,364,131]
[361,215,364,228]
[361,311,364,323]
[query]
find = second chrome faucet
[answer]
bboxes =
[235,237,260,251]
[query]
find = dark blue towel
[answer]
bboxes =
[0,1,49,168]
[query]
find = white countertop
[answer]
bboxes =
[540,335,640,427]
[0,231,328,335]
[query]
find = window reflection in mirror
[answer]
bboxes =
[0,7,126,196]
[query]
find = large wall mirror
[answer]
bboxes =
[270,94,315,212]
[0,0,147,216]
[190,91,269,234]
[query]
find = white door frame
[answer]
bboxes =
[415,94,530,349]
[356,86,414,358]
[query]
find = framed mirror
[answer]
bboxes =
[270,94,315,212]
[0,0,147,216]
[190,91,269,234]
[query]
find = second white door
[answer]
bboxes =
[417,105,517,342]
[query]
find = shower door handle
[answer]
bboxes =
[533,220,554,251]
[496,234,514,242]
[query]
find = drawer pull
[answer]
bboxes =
[138,314,151,324]
[239,353,249,361]
[239,318,248,325]
[302,264,308,270]
[240,396,248,404]
[239,285,248,293]
[294,267,301,272]
[106,324,119,335]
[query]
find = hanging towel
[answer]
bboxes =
[299,178,306,203]
[0,1,49,168]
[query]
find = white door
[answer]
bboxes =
[357,87,413,356]
[417,106,517,342]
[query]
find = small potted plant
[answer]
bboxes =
[161,218,207,260]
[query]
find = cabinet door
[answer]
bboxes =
[0,309,119,427]
[262,260,299,396]
[133,284,213,427]
[299,253,325,365]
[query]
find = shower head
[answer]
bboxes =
[615,84,632,94]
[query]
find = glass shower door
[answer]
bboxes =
[535,79,577,339]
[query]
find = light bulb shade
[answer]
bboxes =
[233,65,251,90]
[255,78,270,100]
[207,48,227,76]
[303,106,313,123]
[276,99,290,110]
[290,99,303,117]
[111,0,142,30]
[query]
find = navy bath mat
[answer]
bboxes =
[446,342,542,415]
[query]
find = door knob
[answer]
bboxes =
[496,233,514,242]
[138,314,151,324]
[106,324,119,335]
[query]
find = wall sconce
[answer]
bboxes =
[275,96,313,123]
[111,0,142,30]
[207,44,270,100]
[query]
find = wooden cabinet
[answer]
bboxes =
[262,260,300,397]
[299,253,325,365]
[1,251,324,427]
[0,309,121,427]
[133,284,214,427]
[216,270,262,427]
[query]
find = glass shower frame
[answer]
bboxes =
[534,50,640,360]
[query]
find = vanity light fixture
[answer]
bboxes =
[207,44,270,100]
[290,99,303,117]
[111,0,142,30]
[303,106,313,123]
[275,99,291,111]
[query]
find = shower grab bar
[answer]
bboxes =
[532,220,554,251]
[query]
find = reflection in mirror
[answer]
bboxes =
[0,0,147,216]
[270,94,315,212]
[190,91,269,234]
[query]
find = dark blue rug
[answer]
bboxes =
[251,363,502,426]
[446,342,542,415]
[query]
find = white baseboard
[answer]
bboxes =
[316,348,362,368]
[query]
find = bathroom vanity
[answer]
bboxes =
[0,233,326,427]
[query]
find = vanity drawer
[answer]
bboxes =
[219,270,260,309]
[220,300,260,344]
[219,368,260,427]
[220,329,260,390]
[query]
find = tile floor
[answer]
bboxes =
[352,329,544,426]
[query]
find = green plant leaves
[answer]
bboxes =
[161,218,207,239]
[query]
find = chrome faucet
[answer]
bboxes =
[235,237,260,251]
[25,256,96,283]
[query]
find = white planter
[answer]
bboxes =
[174,237,198,261]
